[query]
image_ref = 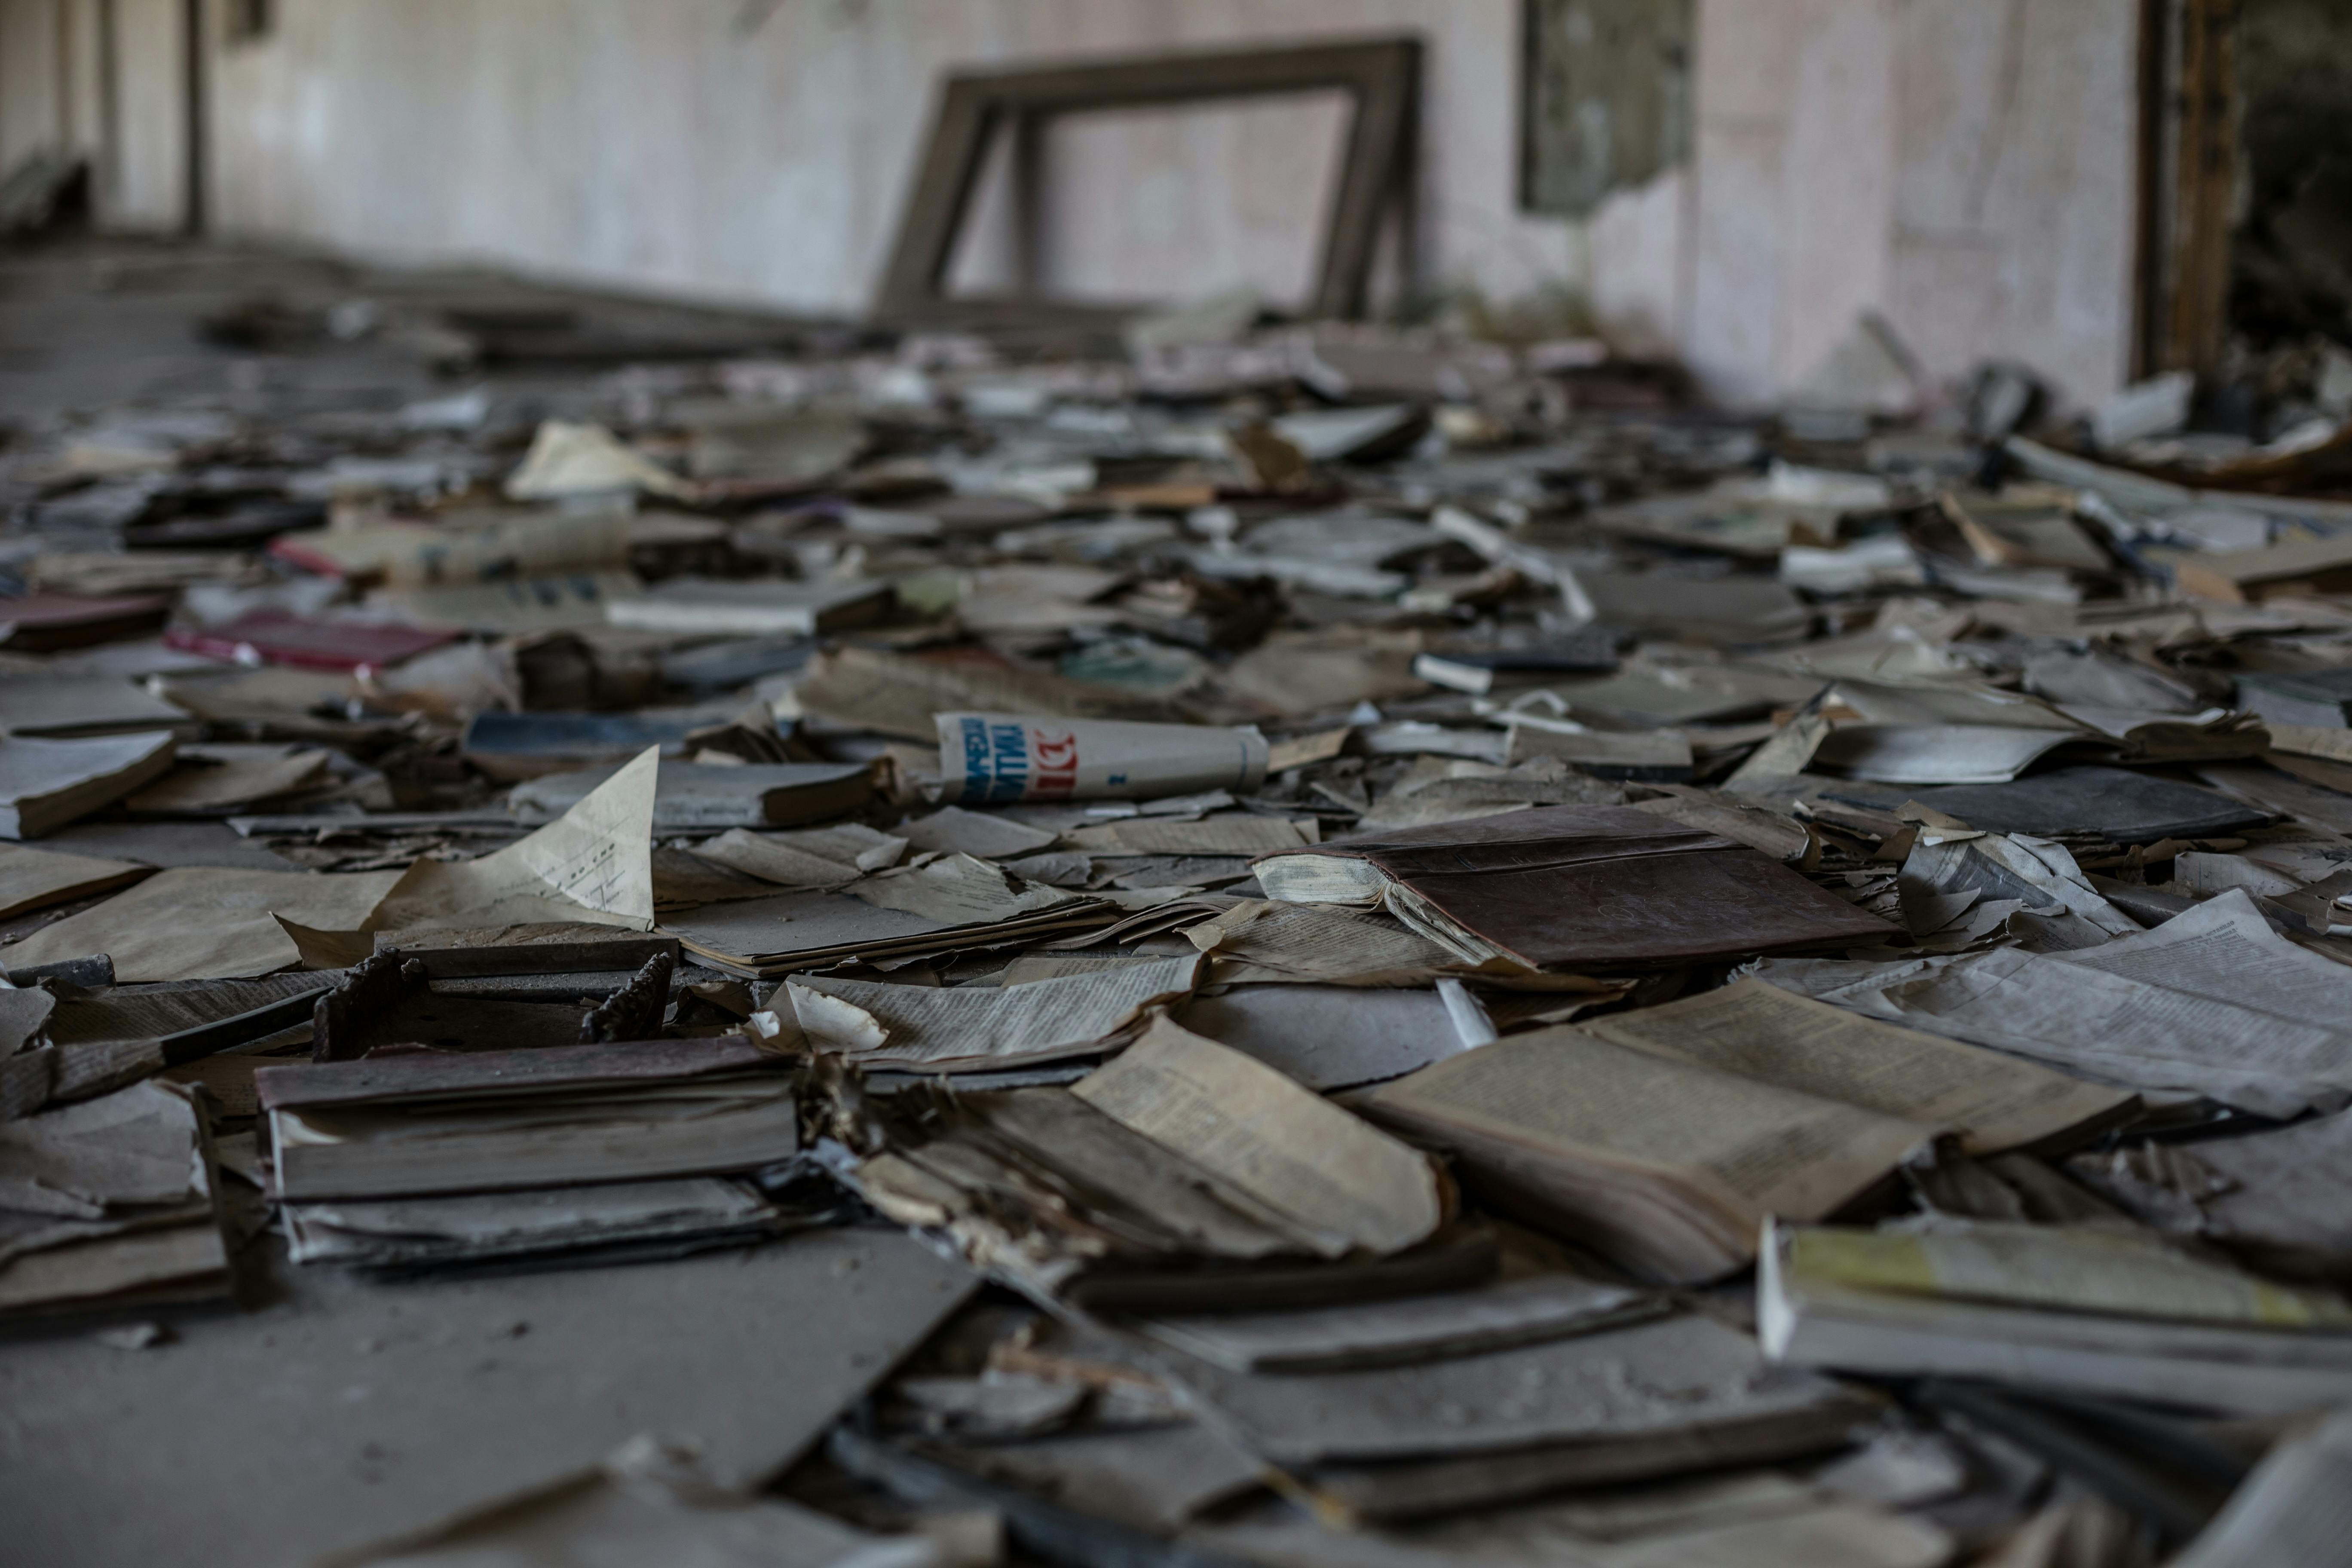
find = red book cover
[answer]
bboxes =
[162,611,459,672]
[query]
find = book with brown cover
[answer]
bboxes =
[1252,803,1895,969]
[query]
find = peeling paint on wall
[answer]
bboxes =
[1520,0,1692,217]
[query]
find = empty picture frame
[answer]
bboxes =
[875,36,1421,328]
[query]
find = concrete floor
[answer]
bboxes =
[0,230,830,430]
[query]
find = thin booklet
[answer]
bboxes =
[1760,1218,2352,1416]
[257,1036,797,1201]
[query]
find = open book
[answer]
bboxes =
[1583,978,2136,1157]
[1362,978,2129,1284]
[1252,804,1895,970]
[1363,1024,1937,1283]
[1363,980,2134,1282]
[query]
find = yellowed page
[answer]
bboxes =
[1072,1015,1444,1257]
[1,865,404,982]
[0,842,150,921]
[371,746,659,934]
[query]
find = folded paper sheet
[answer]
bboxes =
[371,745,661,934]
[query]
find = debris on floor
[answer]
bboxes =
[10,240,2352,1567]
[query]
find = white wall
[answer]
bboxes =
[112,0,191,230]
[0,0,69,175]
[0,0,191,231]
[9,0,2146,407]
[203,0,1598,322]
[1686,0,2141,408]
[1887,0,2142,407]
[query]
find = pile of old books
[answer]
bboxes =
[15,301,2352,1566]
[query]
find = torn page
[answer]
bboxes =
[788,953,1201,1071]
[1267,727,1351,772]
[792,644,1134,742]
[1629,786,1816,865]
[847,851,1079,923]
[1899,831,2138,940]
[0,1081,200,1219]
[0,1080,228,1316]
[681,829,861,890]
[0,988,55,1062]
[1184,899,1461,986]
[1176,984,1472,1090]
[504,419,693,500]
